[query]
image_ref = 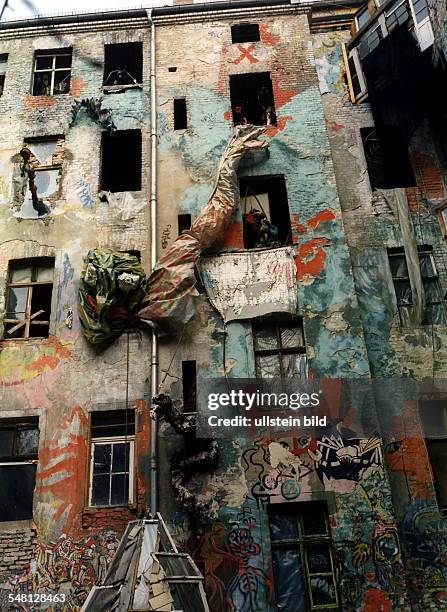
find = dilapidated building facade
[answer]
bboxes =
[0,0,446,610]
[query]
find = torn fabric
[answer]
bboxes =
[138,125,268,334]
[198,246,297,323]
[78,249,146,345]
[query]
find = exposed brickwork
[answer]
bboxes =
[0,526,37,577]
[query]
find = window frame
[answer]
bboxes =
[0,418,39,523]
[342,44,368,103]
[418,399,447,514]
[4,259,54,340]
[269,503,339,610]
[89,434,135,508]
[388,248,446,325]
[32,49,72,96]
[253,319,308,379]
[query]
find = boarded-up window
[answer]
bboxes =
[4,258,54,339]
[0,418,39,522]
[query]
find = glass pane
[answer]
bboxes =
[425,303,446,325]
[310,575,337,606]
[0,464,36,521]
[53,70,71,94]
[33,71,52,95]
[55,54,72,69]
[6,287,28,319]
[419,254,435,277]
[0,429,14,458]
[256,354,281,378]
[111,473,129,505]
[30,284,52,320]
[253,325,278,351]
[269,511,299,541]
[302,508,327,536]
[389,254,408,278]
[36,264,54,282]
[356,7,370,28]
[35,55,53,70]
[281,325,304,349]
[272,548,306,611]
[93,444,111,474]
[282,354,307,379]
[424,279,440,303]
[112,442,130,472]
[91,474,110,506]
[394,280,412,305]
[16,427,39,457]
[10,265,32,283]
[305,544,332,573]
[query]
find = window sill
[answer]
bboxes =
[84,504,137,511]
[0,519,35,532]
[103,84,142,93]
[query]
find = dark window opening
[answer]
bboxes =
[347,56,361,99]
[240,175,291,248]
[168,67,177,73]
[4,258,54,340]
[32,48,72,96]
[178,214,192,235]
[419,400,447,511]
[269,502,339,610]
[90,409,135,507]
[388,246,446,325]
[103,42,143,87]
[182,360,197,413]
[119,250,141,262]
[174,98,188,130]
[253,319,307,379]
[101,129,142,192]
[231,23,260,44]
[361,126,416,189]
[230,72,276,126]
[0,53,8,97]
[0,418,39,522]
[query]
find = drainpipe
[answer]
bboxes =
[147,8,159,515]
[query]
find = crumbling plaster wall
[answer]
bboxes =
[312,29,447,609]
[0,25,153,610]
[153,14,409,612]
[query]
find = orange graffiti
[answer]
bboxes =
[364,587,393,612]
[272,78,298,109]
[296,237,329,281]
[260,24,280,46]
[307,208,336,230]
[233,44,259,65]
[265,116,293,137]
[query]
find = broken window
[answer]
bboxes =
[178,213,192,235]
[253,319,307,378]
[89,409,135,507]
[230,72,276,126]
[388,247,446,325]
[269,502,339,611]
[231,23,260,44]
[0,418,39,522]
[240,175,291,248]
[4,258,54,340]
[419,400,447,512]
[17,136,64,218]
[100,129,142,192]
[174,98,188,130]
[182,360,197,413]
[103,42,143,89]
[342,44,367,102]
[361,127,416,189]
[0,53,8,96]
[32,48,72,96]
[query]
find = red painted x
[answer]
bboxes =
[234,44,259,64]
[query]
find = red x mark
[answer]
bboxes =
[234,44,259,64]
